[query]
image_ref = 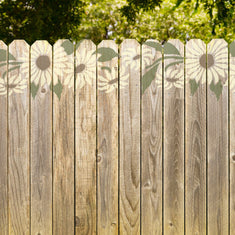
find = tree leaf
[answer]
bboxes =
[189,79,199,95]
[144,41,162,52]
[31,82,39,99]
[164,42,181,55]
[142,63,159,94]
[95,47,118,62]
[61,40,74,55]
[209,80,223,100]
[53,79,63,100]
[230,41,235,57]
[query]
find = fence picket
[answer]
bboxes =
[141,39,162,235]
[97,40,119,235]
[120,39,141,234]
[8,40,30,234]
[30,40,53,235]
[230,40,235,235]
[185,39,206,235]
[75,39,97,235]
[207,39,228,235]
[0,40,8,234]
[163,39,184,235]
[52,39,75,234]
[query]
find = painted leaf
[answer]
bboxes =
[53,79,63,100]
[164,42,181,55]
[210,80,223,100]
[2,66,20,79]
[165,60,184,71]
[96,47,118,62]
[0,49,16,62]
[144,41,162,53]
[61,40,74,55]
[142,63,159,94]
[101,66,112,73]
[189,79,199,95]
[31,82,39,99]
[230,41,235,57]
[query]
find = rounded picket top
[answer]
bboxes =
[186,39,206,84]
[31,40,52,87]
[229,40,235,92]
[207,39,228,87]
[120,39,141,71]
[76,39,96,50]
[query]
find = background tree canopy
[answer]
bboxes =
[0,0,234,44]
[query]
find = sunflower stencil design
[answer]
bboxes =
[0,74,27,96]
[98,67,128,93]
[186,39,228,85]
[74,49,96,90]
[155,61,184,89]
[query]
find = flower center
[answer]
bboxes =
[166,77,179,83]
[76,64,86,73]
[108,78,118,85]
[36,55,50,71]
[133,55,140,60]
[7,84,17,89]
[199,54,214,68]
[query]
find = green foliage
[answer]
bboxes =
[0,0,234,44]
[0,0,84,44]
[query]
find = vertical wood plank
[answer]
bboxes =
[207,39,228,235]
[230,40,235,235]
[120,39,141,234]
[75,40,96,235]
[163,39,184,235]
[97,40,118,235]
[0,41,8,234]
[141,40,162,235]
[185,39,206,235]
[53,39,74,234]
[8,40,30,234]
[30,41,52,235]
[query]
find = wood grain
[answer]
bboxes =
[30,41,52,235]
[230,40,235,235]
[163,39,184,235]
[207,39,228,235]
[185,39,206,235]
[141,40,162,235]
[53,39,75,235]
[97,40,118,235]
[119,39,141,235]
[75,40,97,235]
[8,40,30,234]
[0,41,8,235]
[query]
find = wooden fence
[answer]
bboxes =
[0,38,234,235]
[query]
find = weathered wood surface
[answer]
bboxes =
[0,41,8,235]
[141,40,162,235]
[8,40,30,234]
[230,40,235,235]
[97,40,119,235]
[185,39,206,235]
[30,40,53,235]
[75,40,97,235]
[163,39,184,235]
[119,39,141,235]
[52,39,75,235]
[207,39,228,235]
[0,39,233,235]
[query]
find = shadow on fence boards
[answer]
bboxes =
[0,38,234,235]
